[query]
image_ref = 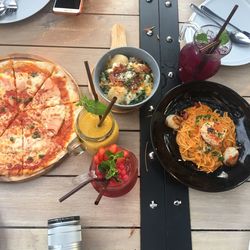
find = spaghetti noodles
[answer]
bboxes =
[174,103,237,173]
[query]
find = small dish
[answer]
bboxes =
[93,46,160,112]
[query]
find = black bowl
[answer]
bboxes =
[150,81,250,192]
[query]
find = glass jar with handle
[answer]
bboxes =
[178,23,232,83]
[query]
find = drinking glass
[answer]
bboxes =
[178,24,232,83]
[90,146,138,197]
[68,109,119,155]
[73,145,138,198]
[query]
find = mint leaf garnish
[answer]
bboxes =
[77,96,107,115]
[219,31,229,45]
[195,33,208,43]
[98,150,124,180]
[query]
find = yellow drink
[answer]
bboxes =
[75,110,119,155]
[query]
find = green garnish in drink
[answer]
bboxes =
[77,96,107,115]
[195,30,229,45]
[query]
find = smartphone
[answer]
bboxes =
[53,0,83,15]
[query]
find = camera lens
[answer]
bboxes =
[48,216,82,250]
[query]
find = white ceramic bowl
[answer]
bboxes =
[93,46,160,112]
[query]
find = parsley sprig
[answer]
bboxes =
[77,96,107,115]
[98,151,124,180]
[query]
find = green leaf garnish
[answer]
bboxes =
[77,96,107,115]
[219,31,229,45]
[98,150,124,180]
[195,31,229,46]
[195,33,208,43]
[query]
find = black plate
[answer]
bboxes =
[150,81,250,192]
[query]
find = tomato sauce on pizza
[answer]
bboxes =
[0,58,80,181]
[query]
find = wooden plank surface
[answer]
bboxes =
[190,182,250,230]
[1,229,249,250]
[0,177,140,227]
[0,228,140,250]
[192,232,250,250]
[0,14,139,48]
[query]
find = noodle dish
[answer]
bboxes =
[165,102,238,173]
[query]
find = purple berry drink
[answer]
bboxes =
[179,25,232,83]
[179,43,221,83]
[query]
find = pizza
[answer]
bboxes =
[0,58,80,181]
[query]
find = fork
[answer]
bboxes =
[5,0,17,14]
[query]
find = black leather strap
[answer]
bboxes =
[140,1,192,249]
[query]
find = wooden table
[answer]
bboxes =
[0,0,249,249]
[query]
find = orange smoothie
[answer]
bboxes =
[76,110,119,155]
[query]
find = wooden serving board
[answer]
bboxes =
[110,23,127,49]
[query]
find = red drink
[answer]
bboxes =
[178,24,232,83]
[179,43,221,83]
[90,144,138,197]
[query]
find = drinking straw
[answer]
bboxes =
[200,40,220,54]
[209,4,238,54]
[94,180,110,205]
[59,177,104,203]
[84,61,99,101]
[97,96,117,127]
[59,178,93,203]
[84,60,102,120]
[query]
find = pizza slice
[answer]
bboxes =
[0,152,23,178]
[13,60,55,109]
[25,65,79,110]
[0,115,23,154]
